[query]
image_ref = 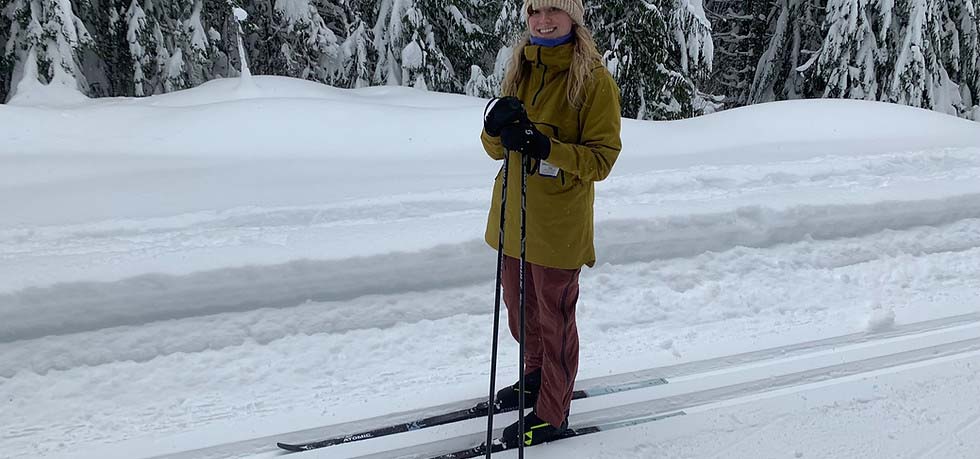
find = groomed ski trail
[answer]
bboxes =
[351,319,980,459]
[145,312,980,459]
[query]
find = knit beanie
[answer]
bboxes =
[523,0,586,26]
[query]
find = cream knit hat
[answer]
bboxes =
[523,0,586,26]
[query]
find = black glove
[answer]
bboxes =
[500,122,551,160]
[484,96,528,137]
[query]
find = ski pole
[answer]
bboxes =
[486,141,509,457]
[517,152,529,459]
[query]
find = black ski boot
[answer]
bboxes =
[501,410,568,448]
[494,368,541,410]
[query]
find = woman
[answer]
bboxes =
[481,0,623,448]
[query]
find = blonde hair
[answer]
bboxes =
[500,25,603,109]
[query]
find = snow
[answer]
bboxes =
[232,7,248,22]
[1,76,980,459]
[274,0,313,26]
[401,40,424,70]
[680,0,710,29]
[186,1,209,51]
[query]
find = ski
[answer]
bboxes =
[427,411,686,459]
[277,376,668,452]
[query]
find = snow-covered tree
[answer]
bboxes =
[593,0,714,120]
[888,0,936,108]
[327,0,375,88]
[946,0,979,117]
[232,0,276,77]
[887,0,960,115]
[373,0,486,91]
[484,0,522,95]
[373,0,410,86]
[702,0,771,107]
[71,0,126,96]
[272,0,341,82]
[125,0,153,95]
[464,63,492,97]
[955,0,979,112]
[2,0,94,100]
[802,0,978,116]
[178,0,214,87]
[0,0,14,101]
[748,0,825,103]
[427,0,496,91]
[397,1,453,90]
[938,0,980,117]
[123,0,210,95]
[814,0,884,100]
[337,18,372,87]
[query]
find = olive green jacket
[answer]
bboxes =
[482,43,623,269]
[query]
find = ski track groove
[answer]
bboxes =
[139,314,980,459]
[352,338,980,459]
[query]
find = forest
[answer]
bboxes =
[1,0,978,120]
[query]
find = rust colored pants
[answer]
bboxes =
[501,255,581,428]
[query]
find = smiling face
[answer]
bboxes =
[527,6,574,39]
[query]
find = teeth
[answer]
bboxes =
[538,28,556,34]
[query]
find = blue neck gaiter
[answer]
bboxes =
[530,31,574,47]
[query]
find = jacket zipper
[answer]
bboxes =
[532,47,547,106]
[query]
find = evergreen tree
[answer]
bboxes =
[593,0,713,120]
[702,0,771,107]
[125,0,206,95]
[178,0,215,87]
[2,0,94,99]
[236,0,283,78]
[887,0,959,114]
[427,0,496,91]
[373,0,409,86]
[125,0,153,95]
[271,0,342,83]
[372,0,492,92]
[201,1,243,80]
[397,0,454,89]
[951,0,979,116]
[815,0,885,100]
[75,0,130,96]
[329,0,375,88]
[482,0,521,96]
[0,0,14,102]
[338,15,372,87]
[749,0,825,103]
